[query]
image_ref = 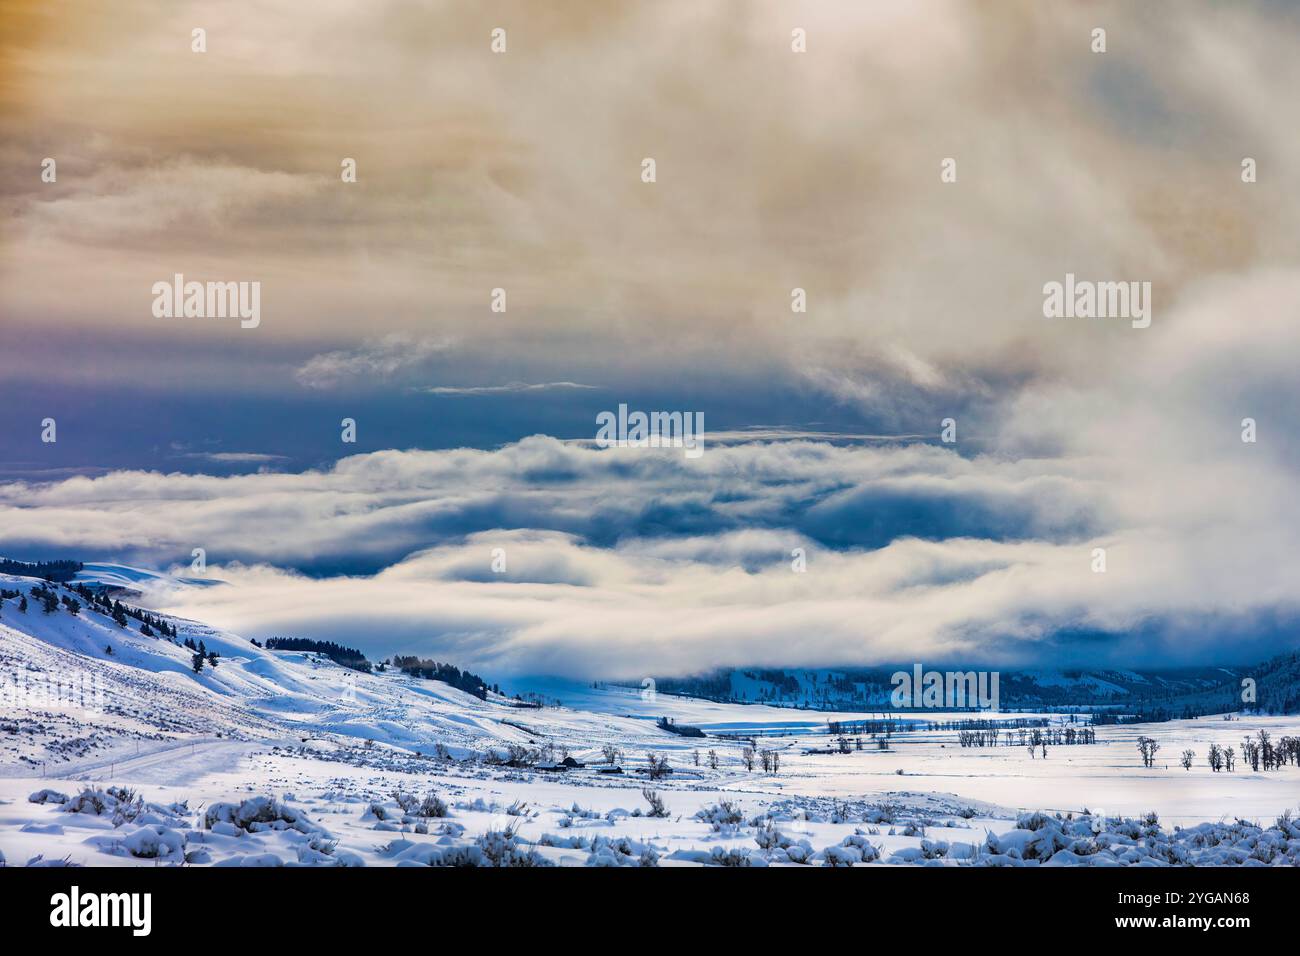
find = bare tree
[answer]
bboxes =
[1136,736,1160,768]
[1180,749,1195,771]
[707,749,719,770]
[1207,743,1223,772]
[741,746,756,771]
[641,788,668,818]
[646,753,669,780]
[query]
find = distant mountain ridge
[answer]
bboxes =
[641,657,1300,718]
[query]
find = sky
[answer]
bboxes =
[2,1,1299,678]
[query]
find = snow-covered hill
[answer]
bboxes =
[2,567,1299,868]
[0,569,723,772]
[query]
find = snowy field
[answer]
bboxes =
[2,570,1299,867]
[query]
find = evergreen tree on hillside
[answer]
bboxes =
[390,656,489,699]
[264,637,372,673]
[0,558,82,582]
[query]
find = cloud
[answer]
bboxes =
[178,452,288,464]
[2,2,1299,678]
[5,257,1300,683]
[418,382,597,396]
[5,0,1297,376]
[294,335,455,389]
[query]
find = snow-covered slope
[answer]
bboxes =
[0,571,710,773]
[3,568,1299,868]
[72,562,216,594]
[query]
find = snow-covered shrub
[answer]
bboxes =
[918,839,949,860]
[28,789,69,805]
[539,833,590,850]
[585,835,660,867]
[829,800,856,825]
[567,802,603,820]
[418,794,449,818]
[476,827,550,867]
[62,788,109,816]
[968,810,1300,868]
[696,800,744,829]
[122,825,184,860]
[864,802,901,825]
[819,833,881,866]
[62,786,142,821]
[390,791,419,814]
[754,821,814,863]
[111,792,145,828]
[296,835,363,867]
[204,796,320,835]
[1016,811,1054,832]
[821,845,858,867]
[709,846,755,867]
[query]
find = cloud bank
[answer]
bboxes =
[4,261,1299,683]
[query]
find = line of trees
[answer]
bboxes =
[1142,732,1299,772]
[391,656,488,699]
[1236,731,1299,771]
[0,558,82,582]
[960,726,1097,748]
[266,637,372,673]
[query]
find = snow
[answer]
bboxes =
[1,571,1299,866]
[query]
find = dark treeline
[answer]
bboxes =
[1238,732,1300,771]
[958,726,1097,748]
[266,637,372,673]
[656,716,706,738]
[391,656,488,699]
[0,558,83,582]
[827,718,920,736]
[652,672,735,700]
[1096,652,1300,721]
[928,717,1056,731]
